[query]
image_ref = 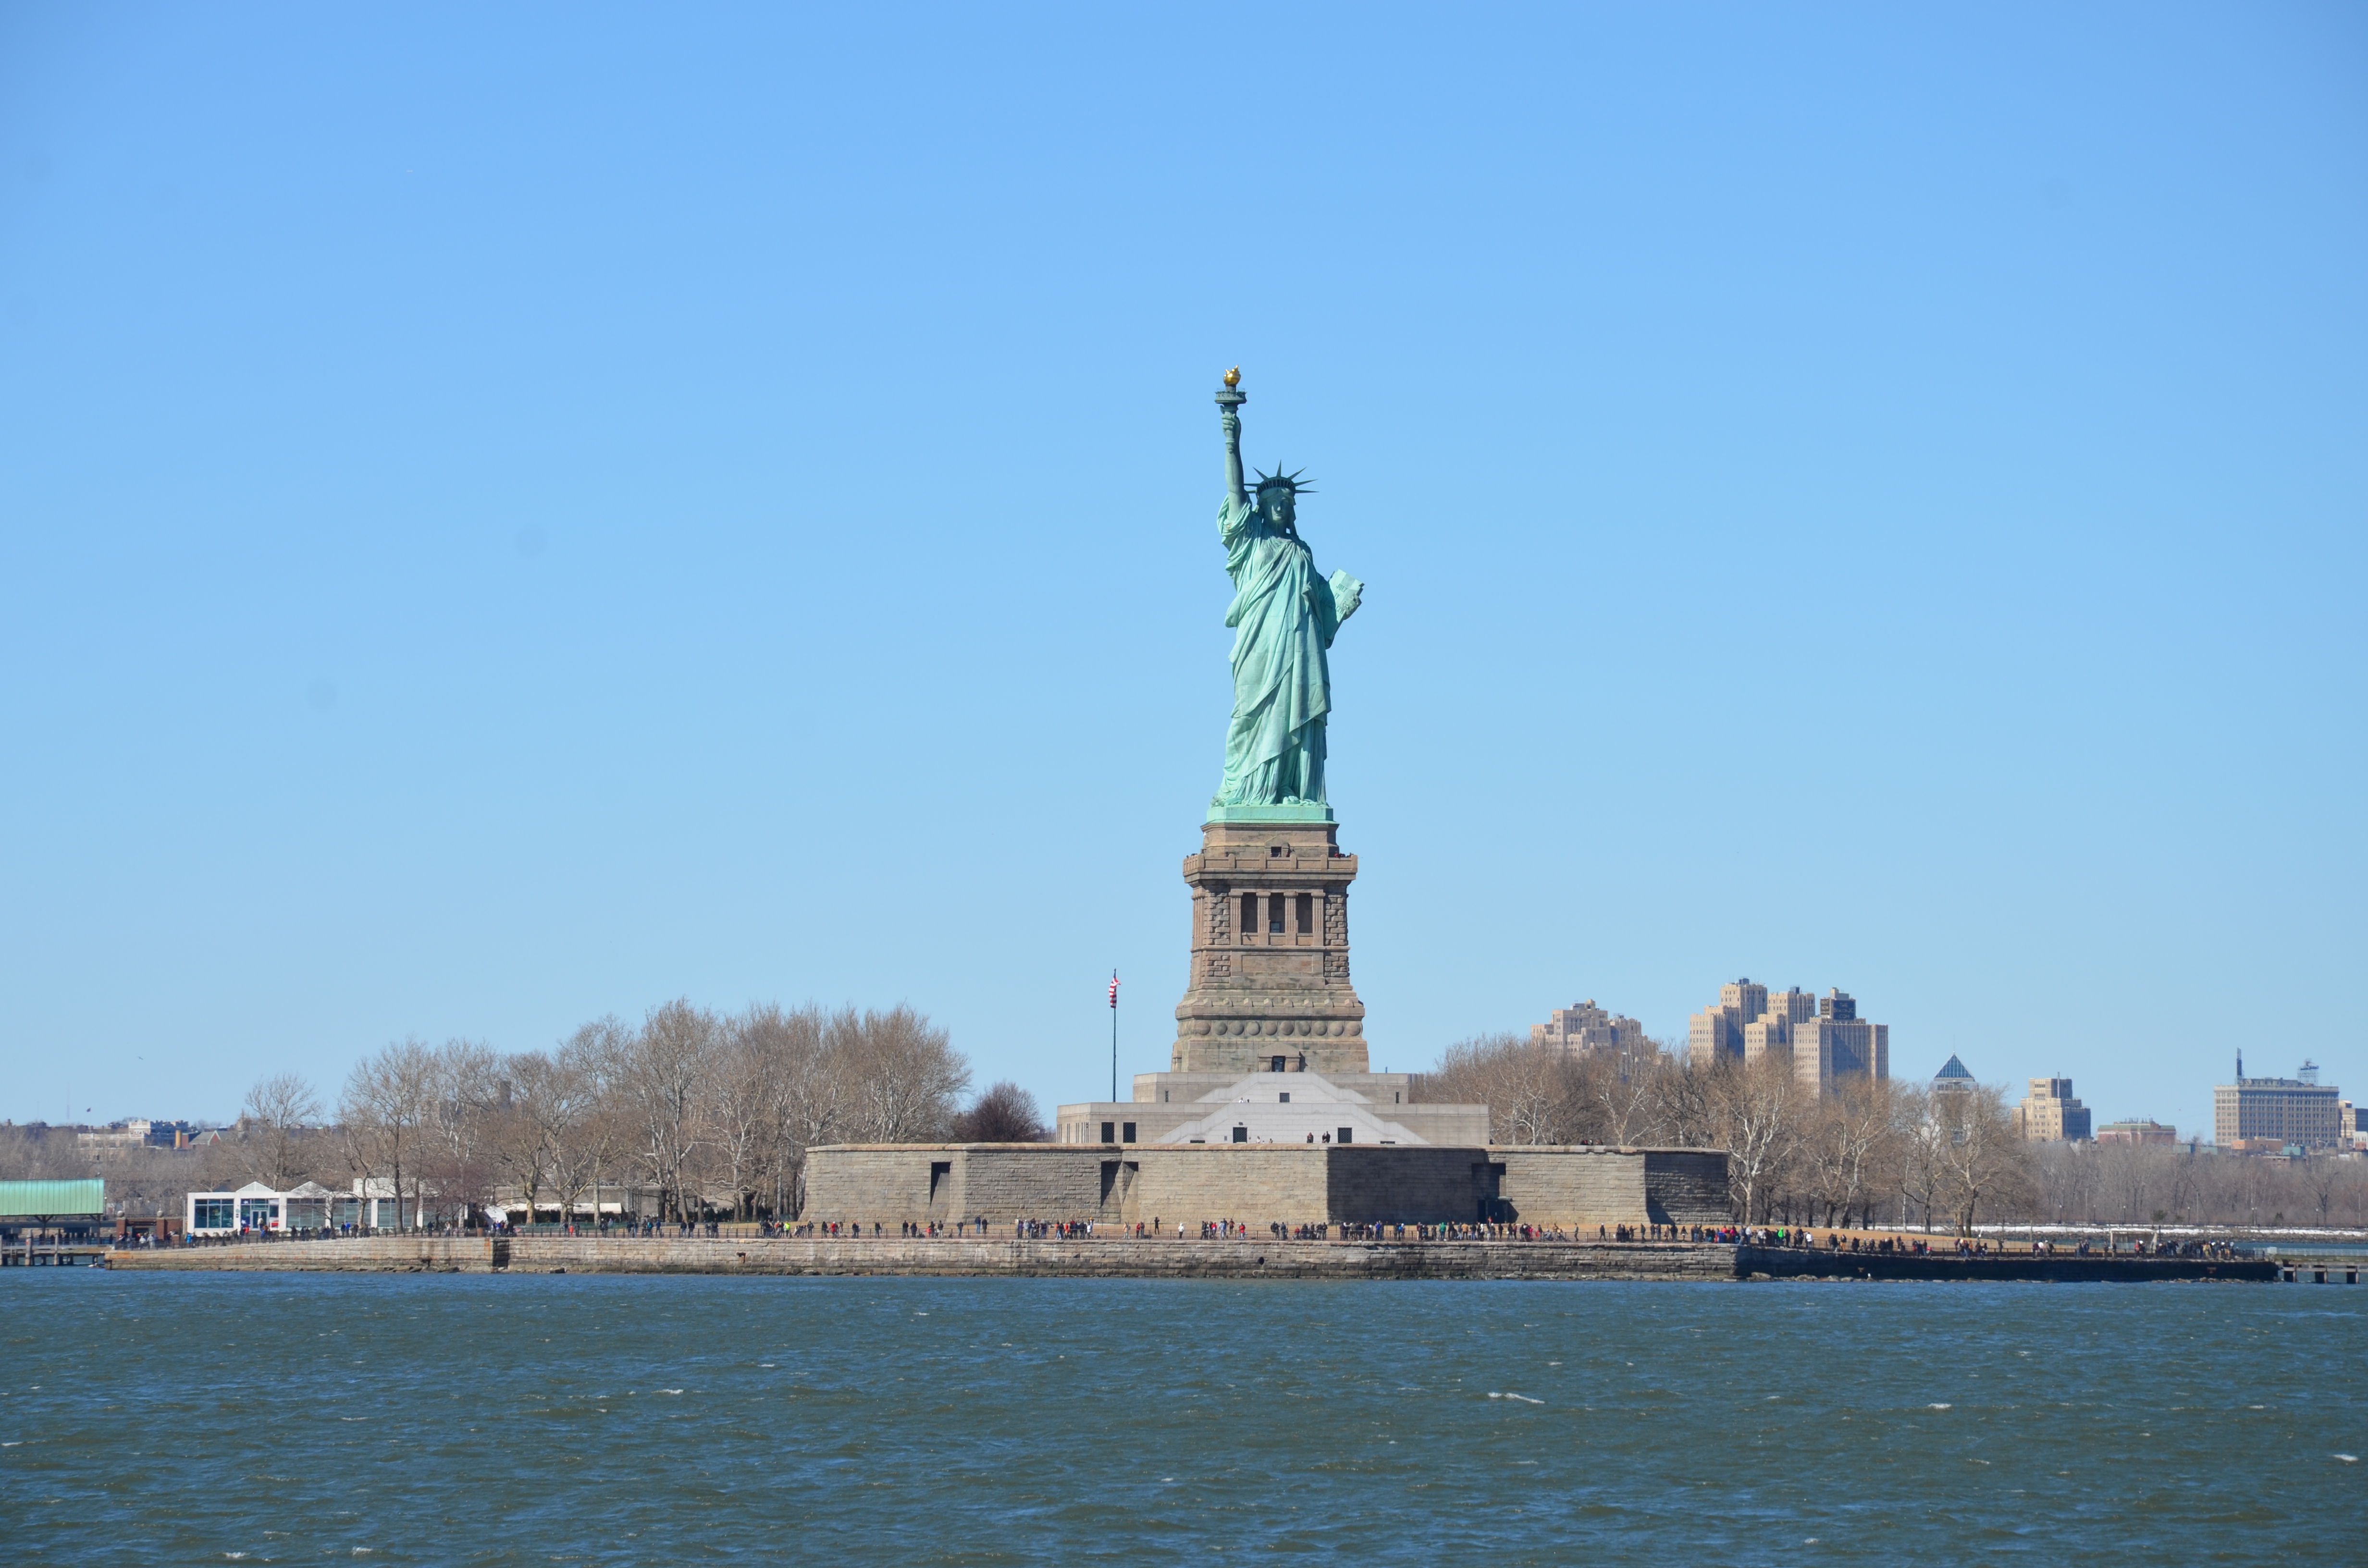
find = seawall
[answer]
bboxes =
[104,1236,1731,1281]
[102,1236,2276,1283]
[107,1237,505,1273]
[1737,1244,2277,1284]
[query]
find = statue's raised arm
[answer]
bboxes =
[1217,365,1247,511]
[1206,371,1361,815]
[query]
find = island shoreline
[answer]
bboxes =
[95,1236,2279,1283]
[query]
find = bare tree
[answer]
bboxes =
[423,1040,501,1226]
[1896,1085,1949,1229]
[2162,1147,2207,1223]
[0,1124,93,1182]
[950,1081,1049,1142]
[195,993,1010,1231]
[1929,1080,2031,1235]
[2299,1154,2344,1228]
[1654,1050,1718,1151]
[488,1039,614,1230]
[1801,1077,1899,1227]
[830,1005,967,1144]
[2105,1142,2154,1224]
[237,1072,322,1190]
[340,1040,436,1230]
[103,1144,200,1229]
[2030,1139,2098,1224]
[752,1004,837,1218]
[1576,1049,1670,1146]
[489,1051,563,1225]
[1703,1056,1803,1225]
[1426,1032,1577,1145]
[616,999,719,1223]
[710,1014,783,1220]
[2338,1160,2368,1230]
[554,1020,635,1228]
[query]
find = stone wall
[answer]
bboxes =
[1492,1147,1640,1226]
[103,1237,499,1272]
[947,1147,1109,1222]
[804,1142,1730,1229]
[103,1236,2276,1284]
[1328,1147,1486,1224]
[801,1148,939,1221]
[111,1234,1741,1281]
[1494,1148,1732,1227]
[1126,1146,1327,1225]
[1642,1151,1731,1224]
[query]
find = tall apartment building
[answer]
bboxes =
[2213,1053,2344,1150]
[2013,1077,2092,1141]
[1687,978,1887,1096]
[1532,999,1650,1059]
[1532,998,1661,1079]
[1689,979,1764,1063]
[1794,991,1888,1094]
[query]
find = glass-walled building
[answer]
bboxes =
[184,1181,336,1236]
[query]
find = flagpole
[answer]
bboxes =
[1110,969,1120,1103]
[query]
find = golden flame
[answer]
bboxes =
[1223,366,1240,387]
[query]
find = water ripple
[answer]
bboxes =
[0,1273,2359,1562]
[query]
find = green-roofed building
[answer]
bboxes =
[0,1178,105,1219]
[0,1178,108,1252]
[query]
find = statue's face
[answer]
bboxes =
[1260,488,1296,532]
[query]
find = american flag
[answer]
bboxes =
[1108,975,1120,1008]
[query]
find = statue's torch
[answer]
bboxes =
[1217,367,1247,503]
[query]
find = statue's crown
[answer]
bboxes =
[1252,466,1313,500]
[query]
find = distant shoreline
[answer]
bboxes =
[96,1236,2280,1284]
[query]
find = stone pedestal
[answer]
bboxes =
[1169,806,1369,1075]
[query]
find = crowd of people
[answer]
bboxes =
[797,1217,1743,1243]
[137,1215,2271,1258]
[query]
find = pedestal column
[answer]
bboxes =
[1170,807,1369,1075]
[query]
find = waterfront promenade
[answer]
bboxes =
[100,1234,2276,1282]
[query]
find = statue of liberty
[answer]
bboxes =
[1210,370,1363,812]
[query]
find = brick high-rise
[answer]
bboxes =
[2214,1054,2343,1150]
[1688,979,1888,1096]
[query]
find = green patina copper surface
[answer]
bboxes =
[0,1177,106,1217]
[1209,375,1362,818]
[1205,803,1335,823]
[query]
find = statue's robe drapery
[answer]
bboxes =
[1215,494,1359,807]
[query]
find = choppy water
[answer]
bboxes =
[2,1271,2361,1564]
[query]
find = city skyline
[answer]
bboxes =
[28,989,2348,1155]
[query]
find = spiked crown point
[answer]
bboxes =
[1251,466,1314,499]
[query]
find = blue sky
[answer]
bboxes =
[1,6,2361,1139]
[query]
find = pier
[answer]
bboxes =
[4,1241,109,1267]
